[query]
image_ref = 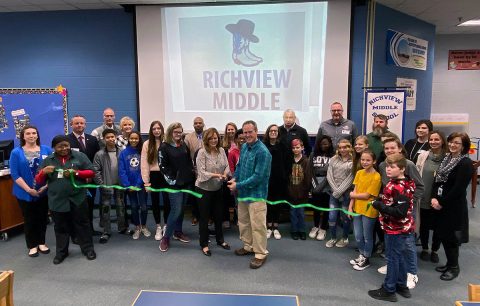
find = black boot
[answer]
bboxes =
[440,266,460,281]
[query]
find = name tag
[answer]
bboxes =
[341,129,350,135]
[57,169,64,179]
[71,148,80,152]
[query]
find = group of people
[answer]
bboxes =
[8,103,474,302]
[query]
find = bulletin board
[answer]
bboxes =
[0,86,68,147]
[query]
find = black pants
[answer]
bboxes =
[51,200,94,258]
[86,188,97,230]
[150,171,171,224]
[196,187,224,248]
[441,231,460,267]
[18,197,49,249]
[311,192,330,230]
[420,208,440,251]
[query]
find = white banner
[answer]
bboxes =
[364,91,406,141]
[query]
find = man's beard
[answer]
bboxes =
[372,126,386,136]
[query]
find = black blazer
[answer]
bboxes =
[67,133,100,162]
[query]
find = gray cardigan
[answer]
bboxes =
[326,155,354,199]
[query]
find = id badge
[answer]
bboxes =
[437,186,443,196]
[57,169,64,179]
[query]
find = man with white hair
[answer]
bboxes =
[91,108,121,149]
[278,109,311,155]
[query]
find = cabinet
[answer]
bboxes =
[0,175,23,238]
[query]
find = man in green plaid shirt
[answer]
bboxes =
[228,120,272,269]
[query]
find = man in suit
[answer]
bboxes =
[68,114,101,235]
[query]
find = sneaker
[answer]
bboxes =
[273,229,281,240]
[163,225,167,236]
[173,232,190,243]
[309,227,319,239]
[406,273,418,289]
[420,250,429,261]
[316,229,327,241]
[141,227,151,237]
[159,237,169,252]
[378,265,387,275]
[375,241,385,254]
[335,238,349,248]
[266,229,273,239]
[154,225,162,241]
[132,229,141,240]
[325,238,337,248]
[396,285,412,298]
[350,254,365,265]
[368,286,397,302]
[353,257,370,271]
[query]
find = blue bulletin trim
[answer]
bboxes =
[132,290,300,306]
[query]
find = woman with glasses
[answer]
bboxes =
[263,124,290,240]
[430,132,473,281]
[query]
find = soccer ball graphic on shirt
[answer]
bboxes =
[130,157,139,168]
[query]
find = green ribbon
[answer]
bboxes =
[61,169,203,199]
[237,197,362,217]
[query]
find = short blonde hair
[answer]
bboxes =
[120,116,135,130]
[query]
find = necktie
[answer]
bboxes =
[78,135,86,151]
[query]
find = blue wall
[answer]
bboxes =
[350,3,435,140]
[0,9,137,131]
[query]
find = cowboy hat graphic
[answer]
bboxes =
[226,19,263,67]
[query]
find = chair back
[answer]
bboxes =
[469,283,480,301]
[0,270,14,306]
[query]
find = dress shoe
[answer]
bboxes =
[202,248,212,257]
[234,248,254,256]
[53,254,68,265]
[217,242,231,250]
[430,252,439,263]
[38,245,50,254]
[419,250,429,261]
[435,265,449,273]
[99,233,110,244]
[85,250,97,260]
[249,257,267,269]
[28,249,39,258]
[440,266,459,281]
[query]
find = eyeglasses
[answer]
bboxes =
[331,110,343,113]
[173,131,183,135]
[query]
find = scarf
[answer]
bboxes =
[435,153,468,183]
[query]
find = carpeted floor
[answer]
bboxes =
[1,202,479,306]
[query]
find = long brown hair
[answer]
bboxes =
[222,122,237,149]
[20,125,41,147]
[147,121,164,165]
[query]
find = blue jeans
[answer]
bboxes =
[290,207,305,232]
[405,232,417,274]
[164,192,188,238]
[328,194,351,239]
[383,233,409,293]
[127,190,147,226]
[353,215,376,257]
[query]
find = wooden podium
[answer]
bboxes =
[0,174,23,239]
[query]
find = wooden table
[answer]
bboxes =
[0,173,24,240]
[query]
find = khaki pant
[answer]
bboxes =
[238,201,268,259]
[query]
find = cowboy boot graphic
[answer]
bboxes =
[226,19,263,67]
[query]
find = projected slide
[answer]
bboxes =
[160,3,327,130]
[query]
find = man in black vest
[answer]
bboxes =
[68,114,101,235]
